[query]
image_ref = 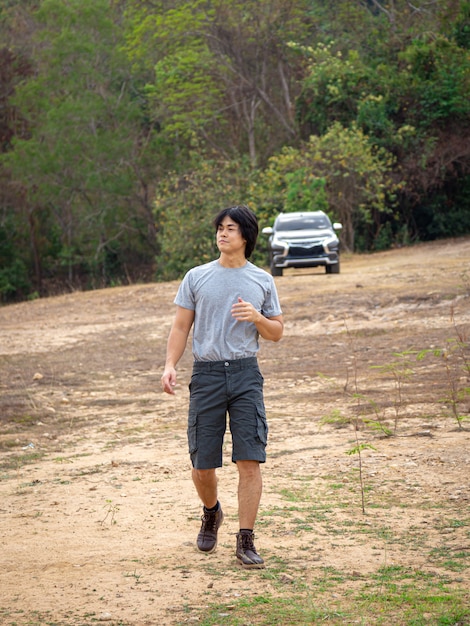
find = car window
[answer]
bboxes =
[276,217,330,231]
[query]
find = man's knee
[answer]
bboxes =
[236,460,260,478]
[193,468,216,483]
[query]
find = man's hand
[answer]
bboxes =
[231,297,262,323]
[232,297,284,342]
[161,306,195,395]
[161,366,177,395]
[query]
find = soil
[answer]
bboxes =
[0,237,469,625]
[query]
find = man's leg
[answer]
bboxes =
[192,468,224,554]
[236,460,262,529]
[236,460,265,569]
[192,468,218,509]
[188,362,227,554]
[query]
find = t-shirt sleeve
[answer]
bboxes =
[174,271,195,310]
[262,277,282,318]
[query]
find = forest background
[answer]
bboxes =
[1,0,470,302]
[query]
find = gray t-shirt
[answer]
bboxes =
[174,259,282,362]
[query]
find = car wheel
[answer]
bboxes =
[271,265,283,277]
[326,261,340,274]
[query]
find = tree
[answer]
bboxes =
[294,19,470,247]
[1,0,162,294]
[124,0,310,166]
[154,156,256,279]
[2,0,470,296]
[251,123,398,251]
[0,35,35,300]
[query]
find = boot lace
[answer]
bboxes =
[201,511,218,534]
[239,531,257,553]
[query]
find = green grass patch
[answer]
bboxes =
[0,450,45,473]
[187,565,470,626]
[192,594,348,626]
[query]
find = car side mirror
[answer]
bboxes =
[333,223,342,230]
[262,227,273,235]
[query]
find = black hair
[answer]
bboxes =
[213,205,259,258]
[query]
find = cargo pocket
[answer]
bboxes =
[187,409,198,455]
[256,407,268,445]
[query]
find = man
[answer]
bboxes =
[161,205,283,569]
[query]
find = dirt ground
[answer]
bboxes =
[0,238,469,625]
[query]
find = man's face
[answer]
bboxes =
[216,216,246,256]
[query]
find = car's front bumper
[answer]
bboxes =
[271,251,339,269]
[270,240,340,268]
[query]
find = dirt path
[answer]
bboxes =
[1,238,469,625]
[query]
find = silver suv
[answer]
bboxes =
[262,211,342,276]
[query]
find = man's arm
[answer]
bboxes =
[161,306,195,394]
[231,297,284,342]
[254,313,284,342]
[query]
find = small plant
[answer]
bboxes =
[459,269,470,297]
[318,322,379,513]
[371,351,415,433]
[345,441,377,515]
[100,499,120,525]
[124,569,143,583]
[321,408,376,514]
[417,307,470,429]
[354,392,393,436]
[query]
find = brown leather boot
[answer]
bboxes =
[196,506,224,553]
[236,531,265,569]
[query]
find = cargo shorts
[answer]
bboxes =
[187,357,268,470]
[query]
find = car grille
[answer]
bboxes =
[288,244,325,257]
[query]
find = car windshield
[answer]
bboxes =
[276,217,330,231]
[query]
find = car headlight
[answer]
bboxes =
[271,237,287,249]
[323,236,339,253]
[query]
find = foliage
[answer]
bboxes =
[0,257,30,302]
[1,0,470,299]
[296,43,372,137]
[154,156,259,280]
[124,0,310,165]
[450,1,470,49]
[416,318,470,430]
[399,36,470,129]
[251,123,399,251]
[294,29,470,249]
[1,0,162,296]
